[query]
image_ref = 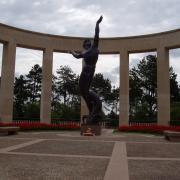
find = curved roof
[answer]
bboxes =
[0,23,180,53]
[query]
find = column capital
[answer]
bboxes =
[44,47,53,53]
[119,49,129,55]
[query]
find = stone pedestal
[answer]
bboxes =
[164,130,180,142]
[81,124,101,136]
[0,126,20,135]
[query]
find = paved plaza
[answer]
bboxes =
[0,129,180,180]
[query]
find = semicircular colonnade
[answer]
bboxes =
[0,23,180,125]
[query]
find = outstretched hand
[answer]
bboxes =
[97,16,103,24]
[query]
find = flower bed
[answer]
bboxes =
[0,122,80,131]
[118,125,180,134]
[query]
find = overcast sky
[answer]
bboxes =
[0,0,180,86]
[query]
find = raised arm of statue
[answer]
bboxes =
[93,16,103,48]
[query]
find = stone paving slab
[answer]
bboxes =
[8,131,165,142]
[11,140,114,156]
[120,136,165,142]
[104,142,129,180]
[128,160,180,180]
[1,131,178,180]
[127,142,180,158]
[0,154,108,180]
[0,138,33,149]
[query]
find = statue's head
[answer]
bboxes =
[83,39,91,50]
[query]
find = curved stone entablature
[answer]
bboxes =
[0,23,180,53]
[0,23,179,126]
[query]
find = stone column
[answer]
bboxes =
[40,48,53,124]
[119,50,129,126]
[157,47,170,125]
[0,40,16,123]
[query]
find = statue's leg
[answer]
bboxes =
[82,93,93,114]
[79,68,102,124]
[79,71,93,114]
[88,90,102,123]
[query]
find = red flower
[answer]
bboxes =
[118,125,180,134]
[0,121,80,131]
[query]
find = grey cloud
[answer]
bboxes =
[129,58,139,69]
[98,66,120,87]
[111,66,119,75]
[1,0,180,37]
[129,51,157,69]
[0,0,102,36]
[72,0,180,36]
[1,0,180,83]
[169,49,180,59]
[102,72,119,87]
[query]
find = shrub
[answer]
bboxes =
[0,122,80,131]
[118,125,180,134]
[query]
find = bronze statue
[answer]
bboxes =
[70,16,103,125]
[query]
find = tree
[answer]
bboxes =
[170,67,180,102]
[26,64,42,103]
[51,65,81,120]
[91,73,120,115]
[91,73,112,101]
[24,102,40,121]
[13,75,29,118]
[169,67,180,121]
[129,55,180,121]
[129,55,157,120]
[51,74,58,111]
[56,65,77,105]
[110,86,119,114]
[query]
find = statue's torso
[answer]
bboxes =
[83,47,99,66]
